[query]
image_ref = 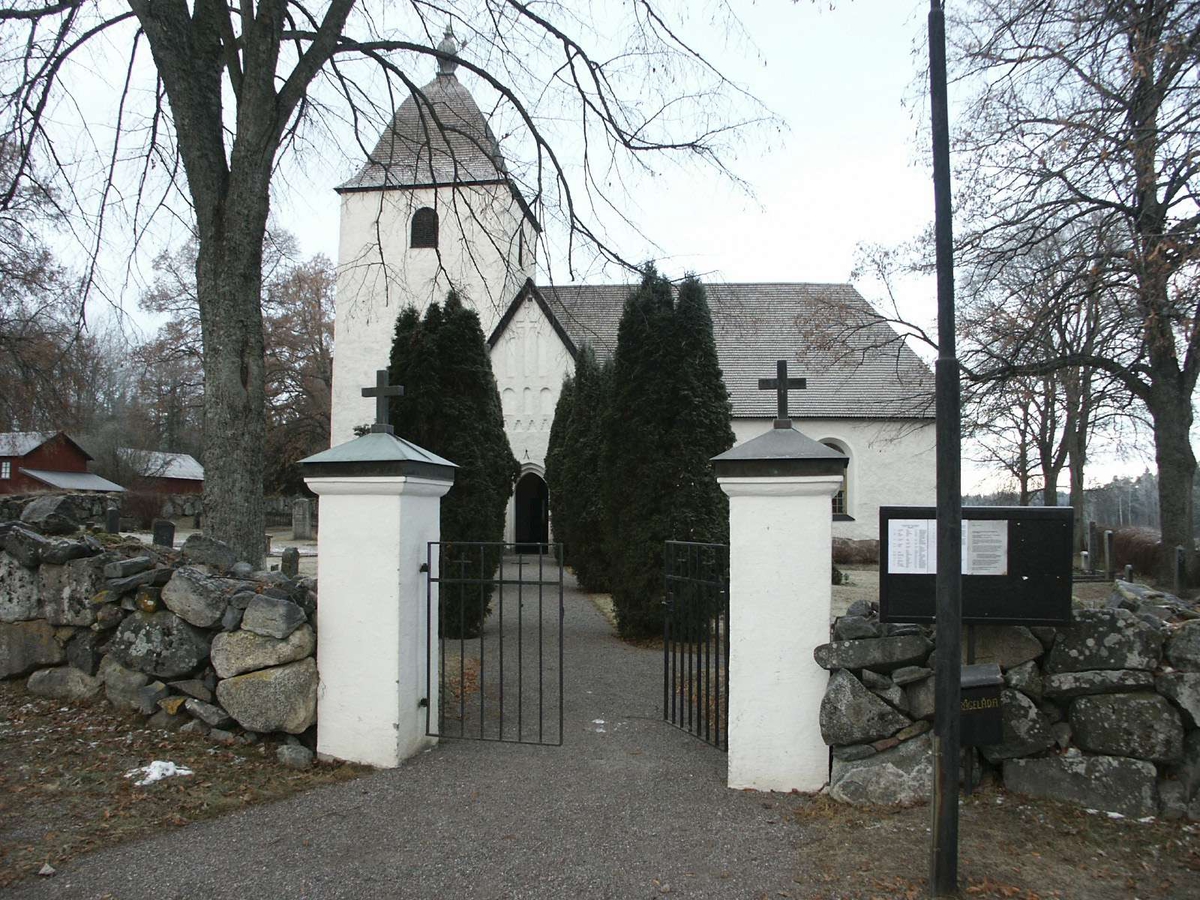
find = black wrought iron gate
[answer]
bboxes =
[664,541,730,751]
[426,542,564,746]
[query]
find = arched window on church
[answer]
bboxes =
[411,207,438,248]
[823,440,850,519]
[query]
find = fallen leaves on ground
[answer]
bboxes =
[0,680,365,887]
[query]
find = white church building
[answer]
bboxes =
[329,31,936,546]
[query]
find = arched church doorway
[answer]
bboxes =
[514,472,549,552]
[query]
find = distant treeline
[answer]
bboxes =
[965,470,1196,533]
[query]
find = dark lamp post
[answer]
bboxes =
[927,1,964,897]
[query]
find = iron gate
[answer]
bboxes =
[664,541,730,751]
[426,542,564,746]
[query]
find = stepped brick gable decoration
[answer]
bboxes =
[817,582,1200,819]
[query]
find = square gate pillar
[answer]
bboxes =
[714,425,847,793]
[301,432,455,768]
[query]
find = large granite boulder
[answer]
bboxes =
[1166,621,1200,671]
[1004,752,1158,817]
[829,733,933,806]
[240,595,306,640]
[102,556,153,579]
[216,658,317,734]
[1069,692,1184,764]
[209,624,315,679]
[964,626,1044,670]
[98,655,151,712]
[108,610,210,679]
[66,630,106,676]
[41,538,100,565]
[161,567,228,628]
[20,494,79,535]
[814,635,932,674]
[37,557,103,626]
[1043,669,1156,700]
[905,675,936,720]
[0,621,66,677]
[0,550,39,622]
[979,689,1055,763]
[5,526,51,568]
[1003,660,1043,699]
[1045,608,1164,673]
[1157,673,1200,729]
[181,533,237,573]
[27,666,102,701]
[820,669,910,746]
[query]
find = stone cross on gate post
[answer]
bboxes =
[758,359,807,428]
[362,369,404,434]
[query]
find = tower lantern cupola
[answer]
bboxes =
[437,26,459,77]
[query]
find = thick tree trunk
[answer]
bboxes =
[195,194,270,567]
[1150,385,1197,576]
[1067,435,1087,552]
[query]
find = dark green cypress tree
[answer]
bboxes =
[600,268,734,638]
[560,345,613,591]
[387,291,519,637]
[602,267,680,637]
[666,276,735,544]
[545,371,576,564]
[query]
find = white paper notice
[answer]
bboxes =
[888,519,936,574]
[963,519,1008,576]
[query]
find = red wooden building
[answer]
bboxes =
[120,450,204,495]
[0,432,124,495]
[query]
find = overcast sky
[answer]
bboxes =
[59,0,1154,490]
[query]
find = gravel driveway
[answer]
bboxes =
[8,570,817,900]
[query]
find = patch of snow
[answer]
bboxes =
[125,760,194,786]
[1105,811,1125,819]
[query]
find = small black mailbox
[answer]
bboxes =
[960,663,1004,747]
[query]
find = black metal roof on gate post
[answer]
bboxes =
[711,420,848,478]
[300,372,457,482]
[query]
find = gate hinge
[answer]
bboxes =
[419,562,429,573]
[418,697,428,708]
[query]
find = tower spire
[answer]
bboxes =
[437,24,459,76]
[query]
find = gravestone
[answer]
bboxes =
[105,507,120,535]
[281,547,300,578]
[152,519,175,548]
[292,499,314,540]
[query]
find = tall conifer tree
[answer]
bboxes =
[547,345,613,591]
[387,291,519,637]
[601,267,732,638]
[545,372,576,563]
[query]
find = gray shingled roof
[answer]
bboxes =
[537,283,934,419]
[339,72,507,191]
[0,432,54,457]
[119,449,204,481]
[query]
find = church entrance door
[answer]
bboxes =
[514,472,549,553]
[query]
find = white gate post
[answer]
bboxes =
[301,432,456,768]
[714,424,847,793]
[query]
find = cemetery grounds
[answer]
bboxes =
[1,556,1198,897]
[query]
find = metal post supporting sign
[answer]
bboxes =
[928,1,963,897]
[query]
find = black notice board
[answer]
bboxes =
[879,505,1073,626]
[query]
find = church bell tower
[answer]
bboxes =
[329,27,538,444]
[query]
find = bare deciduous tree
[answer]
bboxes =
[0,1,773,564]
[948,0,1200,563]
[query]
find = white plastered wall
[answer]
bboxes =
[490,293,575,542]
[330,183,535,445]
[733,418,936,540]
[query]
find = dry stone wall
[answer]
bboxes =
[818,581,1200,819]
[0,496,318,760]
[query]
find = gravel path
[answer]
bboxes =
[10,571,816,900]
